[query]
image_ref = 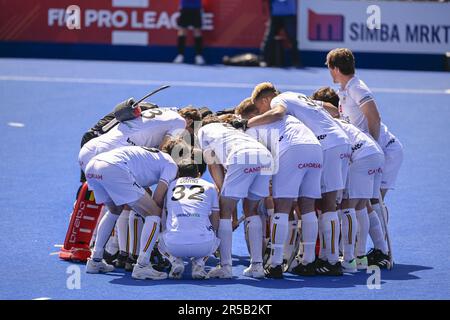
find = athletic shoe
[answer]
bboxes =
[367,248,391,269]
[151,246,170,272]
[315,259,343,276]
[356,255,368,270]
[243,263,265,279]
[86,258,115,274]
[169,258,184,280]
[207,264,232,279]
[291,261,316,276]
[114,251,128,269]
[192,261,208,280]
[132,263,168,280]
[173,54,184,64]
[195,55,205,65]
[125,254,138,272]
[342,259,358,273]
[103,250,118,265]
[264,265,284,279]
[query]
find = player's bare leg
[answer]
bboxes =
[86,202,123,274]
[174,28,187,63]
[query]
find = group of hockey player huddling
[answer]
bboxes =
[78,48,403,280]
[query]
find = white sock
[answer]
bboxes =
[356,208,370,257]
[340,208,357,261]
[104,225,119,255]
[368,210,389,254]
[117,209,130,253]
[269,213,289,266]
[321,211,340,264]
[92,211,119,260]
[247,215,263,264]
[218,219,232,266]
[128,211,144,256]
[283,220,298,262]
[372,203,388,239]
[137,216,160,266]
[301,212,318,264]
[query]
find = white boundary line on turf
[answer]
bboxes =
[0,75,448,95]
[32,297,52,300]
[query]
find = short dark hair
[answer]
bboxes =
[178,162,201,178]
[326,48,355,75]
[311,87,340,108]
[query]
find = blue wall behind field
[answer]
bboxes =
[0,41,447,71]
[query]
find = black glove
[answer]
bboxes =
[231,118,248,131]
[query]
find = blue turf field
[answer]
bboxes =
[0,58,449,300]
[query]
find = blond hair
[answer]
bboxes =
[251,82,278,103]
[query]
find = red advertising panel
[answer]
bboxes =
[0,0,268,48]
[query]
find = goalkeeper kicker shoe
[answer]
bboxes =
[86,258,115,274]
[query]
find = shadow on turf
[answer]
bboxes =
[105,254,433,289]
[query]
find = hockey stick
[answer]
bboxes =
[378,196,394,270]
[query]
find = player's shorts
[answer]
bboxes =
[85,159,145,206]
[221,156,272,200]
[159,231,220,258]
[178,8,202,28]
[321,144,351,193]
[272,144,323,199]
[381,139,404,190]
[344,153,385,199]
[78,145,98,172]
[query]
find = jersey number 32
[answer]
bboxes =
[171,185,205,201]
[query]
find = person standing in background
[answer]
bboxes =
[173,0,205,65]
[259,0,301,68]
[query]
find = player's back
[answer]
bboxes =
[165,177,219,242]
[94,146,177,188]
[197,122,269,166]
[84,108,185,154]
[336,119,382,161]
[271,92,349,149]
[247,115,320,155]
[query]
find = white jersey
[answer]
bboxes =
[197,122,270,167]
[336,119,383,161]
[337,76,401,150]
[165,177,219,243]
[83,108,186,156]
[337,76,375,133]
[271,92,349,150]
[93,146,178,187]
[246,115,321,157]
